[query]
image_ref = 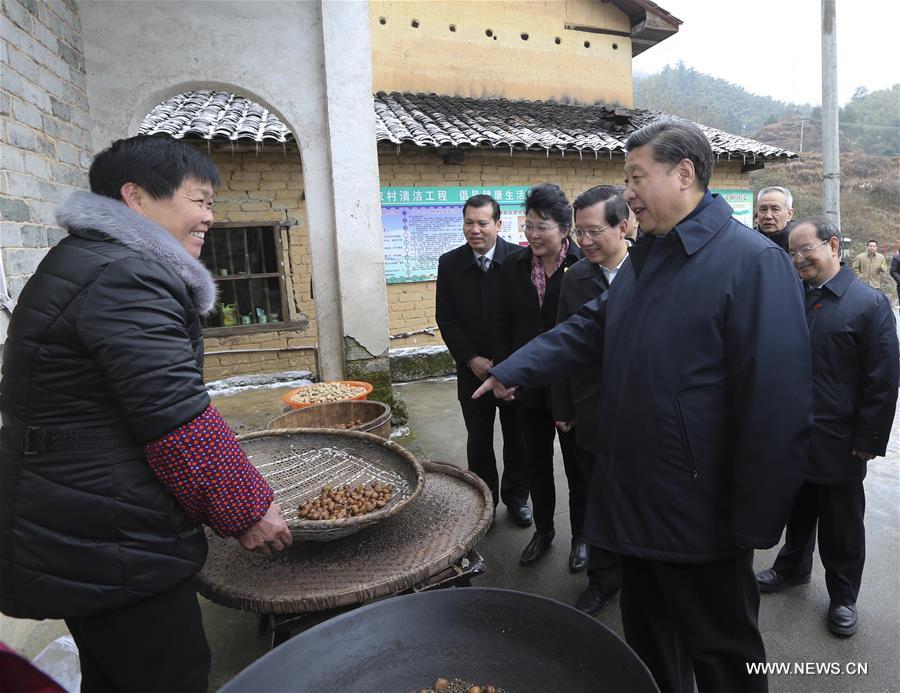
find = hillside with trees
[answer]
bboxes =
[635,68,899,254]
[633,63,812,136]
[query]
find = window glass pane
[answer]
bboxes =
[202,276,284,328]
[199,225,284,329]
[244,227,277,274]
[261,228,278,273]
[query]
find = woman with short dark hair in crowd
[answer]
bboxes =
[493,182,588,569]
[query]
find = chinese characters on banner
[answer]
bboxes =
[381,186,530,284]
[714,189,754,228]
[381,186,755,284]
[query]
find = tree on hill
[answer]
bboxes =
[633,62,812,135]
[839,85,900,156]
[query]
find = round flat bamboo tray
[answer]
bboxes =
[196,460,493,614]
[238,429,423,541]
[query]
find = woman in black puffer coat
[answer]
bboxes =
[0,135,292,692]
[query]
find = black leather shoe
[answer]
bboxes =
[756,568,811,593]
[520,530,554,565]
[507,504,534,528]
[569,538,588,573]
[828,603,858,636]
[574,586,616,616]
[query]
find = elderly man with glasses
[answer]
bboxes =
[756,217,898,638]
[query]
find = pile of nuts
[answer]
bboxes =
[420,679,498,693]
[329,419,365,430]
[297,482,394,521]
[290,382,367,404]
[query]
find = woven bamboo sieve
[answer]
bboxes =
[237,428,425,541]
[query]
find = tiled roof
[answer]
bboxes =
[139,91,292,143]
[139,90,795,162]
[374,92,795,162]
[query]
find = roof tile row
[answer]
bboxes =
[139,89,795,162]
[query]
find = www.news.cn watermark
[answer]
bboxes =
[747,662,869,676]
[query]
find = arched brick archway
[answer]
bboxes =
[137,88,319,382]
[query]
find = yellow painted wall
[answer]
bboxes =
[370,0,634,106]
[378,144,751,349]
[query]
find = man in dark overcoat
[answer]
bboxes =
[551,186,628,613]
[435,194,532,526]
[756,217,898,637]
[474,119,812,693]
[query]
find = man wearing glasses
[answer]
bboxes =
[551,185,628,615]
[756,217,898,637]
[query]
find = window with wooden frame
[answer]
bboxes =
[200,222,296,334]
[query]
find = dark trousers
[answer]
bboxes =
[620,551,767,693]
[577,445,622,593]
[772,480,866,605]
[458,374,528,508]
[519,403,584,535]
[65,579,210,693]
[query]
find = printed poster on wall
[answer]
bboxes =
[381,186,755,284]
[381,186,530,284]
[712,189,754,228]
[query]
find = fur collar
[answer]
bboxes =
[56,191,218,315]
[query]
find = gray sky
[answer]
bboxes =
[632,0,899,106]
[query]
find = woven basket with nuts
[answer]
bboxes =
[238,428,425,541]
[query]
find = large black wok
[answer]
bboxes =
[219,588,658,692]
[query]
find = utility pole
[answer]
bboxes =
[799,119,805,153]
[821,0,841,229]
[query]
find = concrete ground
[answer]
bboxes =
[3,373,899,692]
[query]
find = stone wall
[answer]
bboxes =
[0,0,91,340]
[378,144,752,349]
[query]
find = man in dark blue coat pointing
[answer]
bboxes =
[474,119,812,693]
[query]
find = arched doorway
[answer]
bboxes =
[139,89,318,383]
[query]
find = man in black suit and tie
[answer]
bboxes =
[436,195,532,526]
[552,186,628,614]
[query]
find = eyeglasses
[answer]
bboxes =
[788,240,828,260]
[571,225,612,242]
[520,222,560,236]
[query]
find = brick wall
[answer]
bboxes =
[0,0,91,312]
[378,144,751,349]
[197,146,318,381]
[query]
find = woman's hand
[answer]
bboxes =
[238,502,293,555]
